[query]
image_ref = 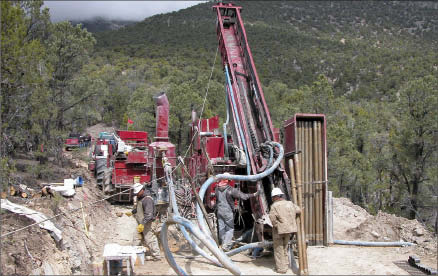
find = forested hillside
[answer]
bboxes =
[1,1,437,231]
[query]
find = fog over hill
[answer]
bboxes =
[44,1,206,22]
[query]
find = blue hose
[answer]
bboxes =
[196,142,284,241]
[223,84,230,159]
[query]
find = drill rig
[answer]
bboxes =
[189,2,291,240]
[163,3,328,275]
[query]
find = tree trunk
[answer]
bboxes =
[409,180,419,219]
[434,209,437,234]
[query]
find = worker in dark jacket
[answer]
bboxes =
[269,187,301,274]
[214,173,259,251]
[133,183,161,260]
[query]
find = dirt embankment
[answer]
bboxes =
[1,145,119,275]
[334,197,437,255]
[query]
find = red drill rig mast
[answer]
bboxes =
[212,2,290,230]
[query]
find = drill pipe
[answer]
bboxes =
[303,121,308,237]
[294,154,308,274]
[317,120,323,244]
[289,159,305,275]
[313,121,320,244]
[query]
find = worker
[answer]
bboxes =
[214,173,260,251]
[269,187,301,274]
[132,183,161,261]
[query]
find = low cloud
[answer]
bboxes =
[44,1,206,22]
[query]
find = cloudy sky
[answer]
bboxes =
[44,1,206,22]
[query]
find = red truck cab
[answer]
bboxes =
[65,133,81,151]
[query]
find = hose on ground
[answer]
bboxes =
[334,240,415,247]
[162,215,240,275]
[164,159,222,267]
[226,241,273,257]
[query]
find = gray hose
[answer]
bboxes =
[196,142,284,238]
[226,241,273,257]
[164,161,222,266]
[160,220,187,276]
[163,215,241,275]
[334,240,415,247]
[162,143,284,275]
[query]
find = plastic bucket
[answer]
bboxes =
[75,176,84,187]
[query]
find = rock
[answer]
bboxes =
[116,212,123,217]
[414,227,424,236]
[42,262,54,275]
[371,231,380,238]
[32,267,42,275]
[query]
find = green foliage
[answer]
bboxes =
[389,75,438,219]
[0,158,16,190]
[1,1,49,155]
[1,1,96,163]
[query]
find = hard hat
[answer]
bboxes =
[133,183,143,194]
[218,172,231,186]
[271,187,284,197]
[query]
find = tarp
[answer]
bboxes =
[1,199,63,242]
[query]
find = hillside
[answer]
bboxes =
[95,1,438,99]
[87,1,437,228]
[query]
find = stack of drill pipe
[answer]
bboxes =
[289,158,308,275]
[296,119,327,245]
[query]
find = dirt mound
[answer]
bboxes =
[333,197,372,240]
[333,197,437,257]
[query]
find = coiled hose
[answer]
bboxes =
[161,142,284,275]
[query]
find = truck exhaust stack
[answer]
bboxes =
[154,92,169,142]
